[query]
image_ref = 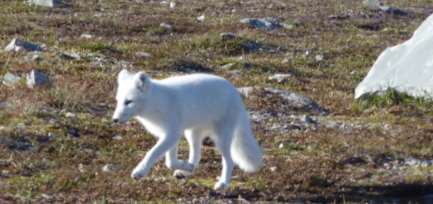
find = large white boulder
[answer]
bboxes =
[355,14,433,99]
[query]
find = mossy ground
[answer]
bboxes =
[1,0,433,203]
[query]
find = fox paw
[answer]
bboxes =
[173,169,193,179]
[213,181,229,191]
[131,168,147,180]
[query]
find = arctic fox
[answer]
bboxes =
[112,69,263,190]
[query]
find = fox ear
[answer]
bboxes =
[134,71,150,92]
[118,69,132,84]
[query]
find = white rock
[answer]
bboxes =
[237,87,255,98]
[60,51,81,60]
[26,69,49,88]
[355,14,433,99]
[80,33,93,39]
[102,164,118,173]
[315,54,324,62]
[169,1,176,9]
[268,73,292,83]
[135,52,152,59]
[112,135,123,140]
[278,143,284,149]
[3,72,21,87]
[197,14,205,22]
[28,0,64,7]
[4,38,43,52]
[219,63,236,70]
[65,112,76,118]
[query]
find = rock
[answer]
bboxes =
[315,54,324,62]
[363,0,408,16]
[197,14,205,22]
[301,115,317,125]
[0,101,9,109]
[36,135,51,143]
[240,17,288,30]
[355,14,433,99]
[3,72,21,87]
[264,87,327,114]
[67,127,80,138]
[4,38,43,52]
[160,23,173,33]
[220,32,236,41]
[28,0,65,7]
[135,52,152,59]
[102,164,118,173]
[8,138,33,151]
[26,69,49,88]
[219,63,236,70]
[41,193,53,200]
[269,166,277,172]
[278,143,284,149]
[169,1,176,9]
[60,51,81,60]
[385,7,408,16]
[78,163,86,173]
[363,0,382,10]
[268,73,292,83]
[80,33,93,39]
[65,112,76,118]
[24,53,43,62]
[112,135,123,140]
[237,87,255,98]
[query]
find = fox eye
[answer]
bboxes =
[124,100,133,106]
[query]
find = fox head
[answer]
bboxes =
[112,69,151,123]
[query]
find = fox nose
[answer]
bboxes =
[112,118,119,123]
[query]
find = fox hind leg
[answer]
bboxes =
[174,129,204,179]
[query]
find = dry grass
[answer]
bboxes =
[1,0,433,203]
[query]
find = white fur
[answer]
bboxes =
[112,69,263,190]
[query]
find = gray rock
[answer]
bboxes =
[160,23,173,32]
[4,38,43,52]
[26,69,49,88]
[102,164,118,173]
[220,32,236,41]
[240,17,288,30]
[24,53,43,62]
[60,51,80,60]
[7,138,33,151]
[3,72,21,87]
[135,52,152,59]
[268,73,292,83]
[28,0,65,7]
[237,86,255,98]
[264,87,327,114]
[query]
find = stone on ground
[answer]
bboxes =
[26,69,49,88]
[4,38,43,52]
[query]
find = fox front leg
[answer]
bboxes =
[131,134,180,180]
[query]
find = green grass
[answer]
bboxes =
[354,88,433,111]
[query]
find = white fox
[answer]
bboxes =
[112,69,263,190]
